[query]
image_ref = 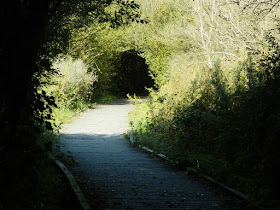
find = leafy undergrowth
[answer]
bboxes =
[129,36,280,208]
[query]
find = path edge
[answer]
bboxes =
[53,158,91,210]
[128,130,250,202]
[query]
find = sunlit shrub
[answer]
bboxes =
[50,55,97,108]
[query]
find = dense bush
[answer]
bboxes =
[129,35,280,205]
[50,56,97,107]
[39,56,97,123]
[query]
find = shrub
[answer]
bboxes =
[49,55,97,108]
[129,35,280,206]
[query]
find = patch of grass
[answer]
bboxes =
[53,101,94,125]
[53,106,74,123]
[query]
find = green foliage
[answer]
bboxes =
[33,71,58,130]
[50,56,97,107]
[68,0,194,91]
[39,55,96,123]
[44,0,114,57]
[130,35,280,206]
[70,18,157,95]
[32,55,97,125]
[103,0,147,28]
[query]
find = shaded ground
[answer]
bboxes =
[59,99,243,209]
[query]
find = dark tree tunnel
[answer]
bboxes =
[114,50,154,96]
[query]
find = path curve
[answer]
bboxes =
[59,99,239,209]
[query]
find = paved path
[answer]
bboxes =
[59,99,239,209]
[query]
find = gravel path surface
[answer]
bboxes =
[59,99,240,209]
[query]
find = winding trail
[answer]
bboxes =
[59,99,239,209]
